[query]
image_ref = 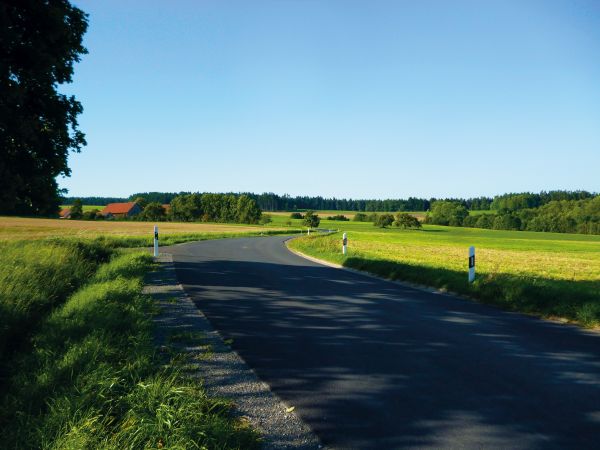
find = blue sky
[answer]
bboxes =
[61,0,600,199]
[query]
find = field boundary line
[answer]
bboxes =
[145,253,323,450]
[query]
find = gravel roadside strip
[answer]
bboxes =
[143,253,323,450]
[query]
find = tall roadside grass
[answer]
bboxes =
[0,249,259,448]
[289,232,600,328]
[0,240,111,363]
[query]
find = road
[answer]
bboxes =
[168,236,600,449]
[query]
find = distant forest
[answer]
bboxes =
[62,190,595,213]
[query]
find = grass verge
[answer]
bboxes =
[0,248,259,449]
[288,232,600,328]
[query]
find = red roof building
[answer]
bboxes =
[101,202,142,219]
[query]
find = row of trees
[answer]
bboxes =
[426,197,600,235]
[67,194,263,224]
[62,193,495,212]
[169,194,262,224]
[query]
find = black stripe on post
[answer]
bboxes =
[469,255,475,268]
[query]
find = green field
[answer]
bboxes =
[60,204,104,212]
[287,221,600,327]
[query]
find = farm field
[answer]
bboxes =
[0,216,284,241]
[60,204,104,212]
[288,223,600,327]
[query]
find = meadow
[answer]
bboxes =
[287,220,600,328]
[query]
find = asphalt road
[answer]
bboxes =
[168,236,600,449]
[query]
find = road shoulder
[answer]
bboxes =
[143,253,323,450]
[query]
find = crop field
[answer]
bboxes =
[60,204,104,212]
[288,221,600,327]
[0,216,284,241]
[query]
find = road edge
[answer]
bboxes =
[145,253,324,450]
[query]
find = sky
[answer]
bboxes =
[61,0,600,199]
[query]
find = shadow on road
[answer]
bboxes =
[173,256,600,449]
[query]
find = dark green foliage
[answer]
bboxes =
[461,197,600,234]
[260,214,273,225]
[353,212,369,222]
[69,199,83,219]
[374,214,394,228]
[133,196,148,209]
[82,208,102,220]
[394,213,422,229]
[0,1,88,216]
[327,214,349,221]
[493,213,521,230]
[490,191,593,211]
[290,212,304,219]
[60,196,127,206]
[139,202,166,221]
[169,193,261,224]
[426,201,469,226]
[303,210,320,228]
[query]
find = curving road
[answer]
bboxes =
[168,236,600,449]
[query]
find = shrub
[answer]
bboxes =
[394,213,422,229]
[327,215,349,221]
[374,214,394,228]
[426,201,468,226]
[353,213,368,222]
[290,212,304,219]
[303,210,320,228]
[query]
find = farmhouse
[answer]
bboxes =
[59,207,71,219]
[101,202,142,219]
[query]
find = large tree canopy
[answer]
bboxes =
[0,0,88,215]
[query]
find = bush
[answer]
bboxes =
[260,214,272,225]
[353,213,368,222]
[327,215,349,221]
[290,212,304,219]
[426,201,468,226]
[374,214,394,228]
[303,210,320,228]
[394,213,422,229]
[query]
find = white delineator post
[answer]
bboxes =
[154,225,159,257]
[342,232,348,255]
[468,246,475,283]
[307,228,310,235]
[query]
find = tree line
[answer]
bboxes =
[62,192,496,212]
[67,193,262,224]
[426,195,600,235]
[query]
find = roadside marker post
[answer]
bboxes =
[307,228,310,235]
[468,246,475,283]
[342,232,348,255]
[154,225,159,257]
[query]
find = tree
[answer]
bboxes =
[426,201,469,226]
[140,202,166,221]
[394,213,422,229]
[133,197,148,209]
[69,198,83,219]
[374,213,394,228]
[236,194,261,224]
[303,210,320,228]
[0,1,88,216]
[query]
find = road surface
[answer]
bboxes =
[168,236,600,449]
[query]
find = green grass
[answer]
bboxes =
[60,204,104,212]
[288,223,600,327]
[0,244,259,449]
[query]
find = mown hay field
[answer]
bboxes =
[0,216,280,241]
